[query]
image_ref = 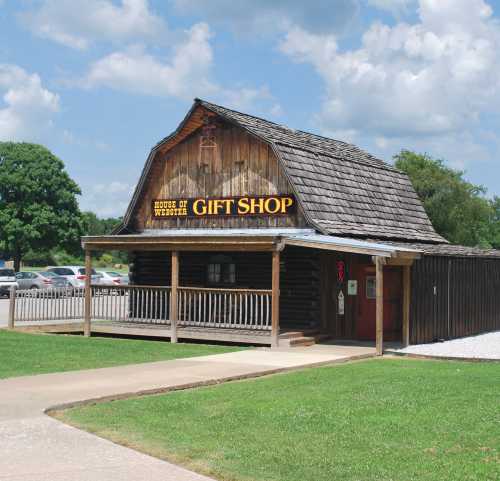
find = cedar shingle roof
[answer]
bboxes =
[198,99,447,243]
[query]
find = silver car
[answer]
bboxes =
[97,271,129,287]
[0,268,18,297]
[16,271,69,291]
[47,266,100,288]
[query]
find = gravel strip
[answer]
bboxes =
[396,331,500,360]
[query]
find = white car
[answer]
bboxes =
[47,266,100,288]
[0,268,18,297]
[97,271,129,286]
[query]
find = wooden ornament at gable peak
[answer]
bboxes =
[200,113,218,149]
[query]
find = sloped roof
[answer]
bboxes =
[196,100,446,243]
[119,98,446,244]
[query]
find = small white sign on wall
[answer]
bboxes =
[347,280,357,296]
[338,291,345,316]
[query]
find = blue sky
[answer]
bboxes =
[2,0,500,217]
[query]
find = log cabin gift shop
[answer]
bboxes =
[82,99,500,351]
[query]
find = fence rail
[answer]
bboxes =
[10,284,272,331]
[178,287,272,330]
[92,285,171,324]
[13,287,85,323]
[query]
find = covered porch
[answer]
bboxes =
[79,228,419,353]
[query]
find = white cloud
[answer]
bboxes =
[81,181,135,217]
[280,0,500,140]
[80,22,281,116]
[82,23,216,98]
[0,64,59,141]
[20,0,166,50]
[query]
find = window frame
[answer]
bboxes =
[206,255,236,287]
[366,276,377,300]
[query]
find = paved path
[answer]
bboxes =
[0,344,375,481]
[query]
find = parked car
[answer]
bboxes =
[47,266,100,288]
[15,271,70,291]
[0,268,18,297]
[97,271,129,287]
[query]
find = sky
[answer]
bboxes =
[2,0,500,217]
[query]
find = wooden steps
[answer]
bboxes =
[279,330,330,347]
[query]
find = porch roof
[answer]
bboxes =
[82,228,421,259]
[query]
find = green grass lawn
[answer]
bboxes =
[0,330,241,379]
[59,358,500,481]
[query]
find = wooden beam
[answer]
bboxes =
[402,265,411,347]
[271,250,280,348]
[375,256,384,356]
[84,250,92,337]
[170,251,179,343]
[82,241,277,252]
[8,285,16,329]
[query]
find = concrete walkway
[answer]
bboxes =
[0,344,374,481]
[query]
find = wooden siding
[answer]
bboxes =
[133,121,307,231]
[410,255,500,344]
[129,246,321,330]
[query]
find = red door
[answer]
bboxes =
[355,266,402,341]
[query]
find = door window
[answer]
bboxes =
[366,276,376,299]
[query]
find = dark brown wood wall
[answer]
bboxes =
[410,255,500,344]
[129,246,321,329]
[133,121,307,231]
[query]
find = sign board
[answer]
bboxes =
[338,291,345,316]
[152,195,296,219]
[347,280,357,296]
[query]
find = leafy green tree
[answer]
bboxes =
[82,211,122,236]
[394,150,494,247]
[0,142,84,271]
[81,211,127,264]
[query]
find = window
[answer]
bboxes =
[207,255,236,285]
[366,276,377,299]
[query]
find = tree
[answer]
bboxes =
[81,211,127,265]
[82,211,122,236]
[394,150,494,247]
[0,142,84,271]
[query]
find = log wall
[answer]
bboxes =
[129,246,321,329]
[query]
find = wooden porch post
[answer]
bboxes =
[402,265,411,347]
[375,256,384,356]
[271,250,280,348]
[8,285,16,329]
[84,249,92,337]
[170,251,179,343]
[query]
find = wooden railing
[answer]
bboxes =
[92,285,171,324]
[13,287,85,323]
[10,285,271,331]
[178,287,272,330]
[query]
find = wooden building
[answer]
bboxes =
[82,99,500,351]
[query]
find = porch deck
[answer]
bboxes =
[11,320,274,345]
